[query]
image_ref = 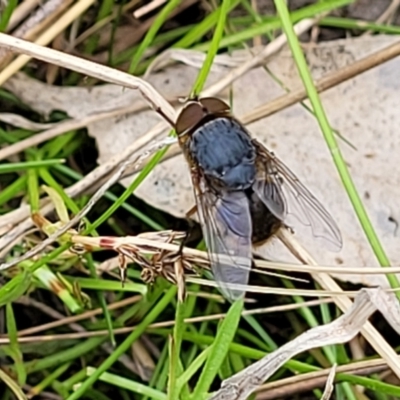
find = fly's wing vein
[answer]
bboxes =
[252,139,342,251]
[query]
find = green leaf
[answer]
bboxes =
[6,303,26,384]
[87,368,167,399]
[0,270,32,307]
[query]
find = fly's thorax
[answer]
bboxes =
[189,117,257,190]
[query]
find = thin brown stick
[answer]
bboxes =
[0,298,335,343]
[16,296,142,376]
[242,39,400,125]
[255,361,389,399]
[14,294,142,337]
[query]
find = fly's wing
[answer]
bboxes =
[252,140,342,251]
[193,175,253,301]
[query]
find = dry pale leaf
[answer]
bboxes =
[4,35,400,287]
[209,287,400,400]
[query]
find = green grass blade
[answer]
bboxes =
[129,0,183,74]
[191,299,243,398]
[191,0,231,96]
[27,162,40,213]
[85,255,116,346]
[0,159,64,173]
[87,368,167,399]
[0,270,32,307]
[0,175,26,206]
[29,362,72,397]
[87,146,169,233]
[66,286,177,400]
[194,0,353,51]
[0,0,17,31]
[176,347,211,391]
[167,299,187,399]
[273,0,398,289]
[320,16,400,34]
[6,302,26,385]
[173,0,241,49]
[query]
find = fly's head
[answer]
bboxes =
[175,97,231,146]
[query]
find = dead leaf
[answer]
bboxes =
[4,35,400,287]
[209,287,400,400]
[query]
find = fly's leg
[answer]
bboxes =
[176,204,197,257]
[167,204,197,264]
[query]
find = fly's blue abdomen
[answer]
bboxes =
[189,117,256,189]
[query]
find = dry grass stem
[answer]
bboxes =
[1,0,74,67]
[10,297,332,339]
[76,233,400,276]
[0,100,150,161]
[255,360,388,399]
[0,0,97,83]
[133,0,167,18]
[15,295,142,337]
[7,0,41,31]
[0,138,175,269]
[0,112,57,131]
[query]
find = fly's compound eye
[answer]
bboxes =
[199,97,231,115]
[175,102,206,136]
